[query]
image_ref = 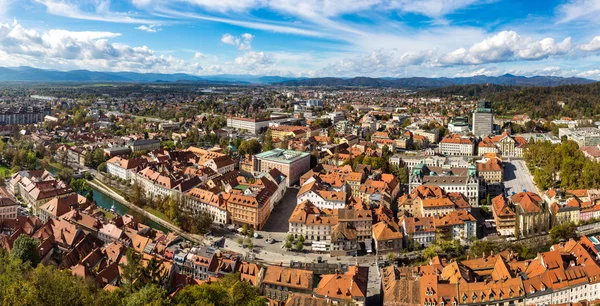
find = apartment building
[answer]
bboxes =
[491,194,517,236]
[226,189,272,230]
[409,162,480,206]
[439,135,475,156]
[183,188,228,224]
[433,210,477,244]
[0,105,50,124]
[288,200,337,248]
[106,156,147,181]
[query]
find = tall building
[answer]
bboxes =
[472,100,493,137]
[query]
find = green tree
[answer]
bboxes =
[97,162,107,173]
[423,244,437,261]
[549,222,578,244]
[120,249,143,292]
[140,257,167,287]
[70,178,89,193]
[295,240,304,251]
[262,129,273,152]
[11,235,40,268]
[386,252,396,263]
[173,273,266,306]
[238,139,261,156]
[93,149,106,167]
[58,167,74,182]
[123,284,168,306]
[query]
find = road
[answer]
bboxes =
[503,160,539,195]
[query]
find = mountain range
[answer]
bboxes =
[0,66,595,87]
[275,74,597,87]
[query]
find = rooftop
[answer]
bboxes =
[254,148,309,164]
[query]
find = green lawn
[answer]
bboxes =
[144,207,172,223]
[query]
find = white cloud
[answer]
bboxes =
[454,67,501,77]
[579,36,600,52]
[136,24,161,33]
[233,51,272,70]
[438,31,572,65]
[556,0,600,24]
[387,0,484,19]
[578,69,600,78]
[0,21,202,74]
[34,0,156,24]
[193,52,206,59]
[221,33,254,50]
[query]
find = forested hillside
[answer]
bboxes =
[416,83,600,119]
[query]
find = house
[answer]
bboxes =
[372,221,404,255]
[0,197,18,219]
[39,194,88,222]
[262,266,313,305]
[297,177,346,209]
[312,266,368,306]
[400,216,436,249]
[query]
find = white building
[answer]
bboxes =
[439,135,475,156]
[297,177,346,209]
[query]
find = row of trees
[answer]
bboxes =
[128,183,213,235]
[524,140,600,190]
[0,244,265,306]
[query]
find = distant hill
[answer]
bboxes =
[0,67,255,84]
[276,74,596,88]
[0,66,595,87]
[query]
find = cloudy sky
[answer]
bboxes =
[2,0,600,79]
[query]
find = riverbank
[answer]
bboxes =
[88,179,203,244]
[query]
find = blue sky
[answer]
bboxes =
[1,0,600,79]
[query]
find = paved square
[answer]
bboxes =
[503,160,538,195]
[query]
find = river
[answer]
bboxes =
[87,186,170,233]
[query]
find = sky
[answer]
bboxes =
[1,0,600,79]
